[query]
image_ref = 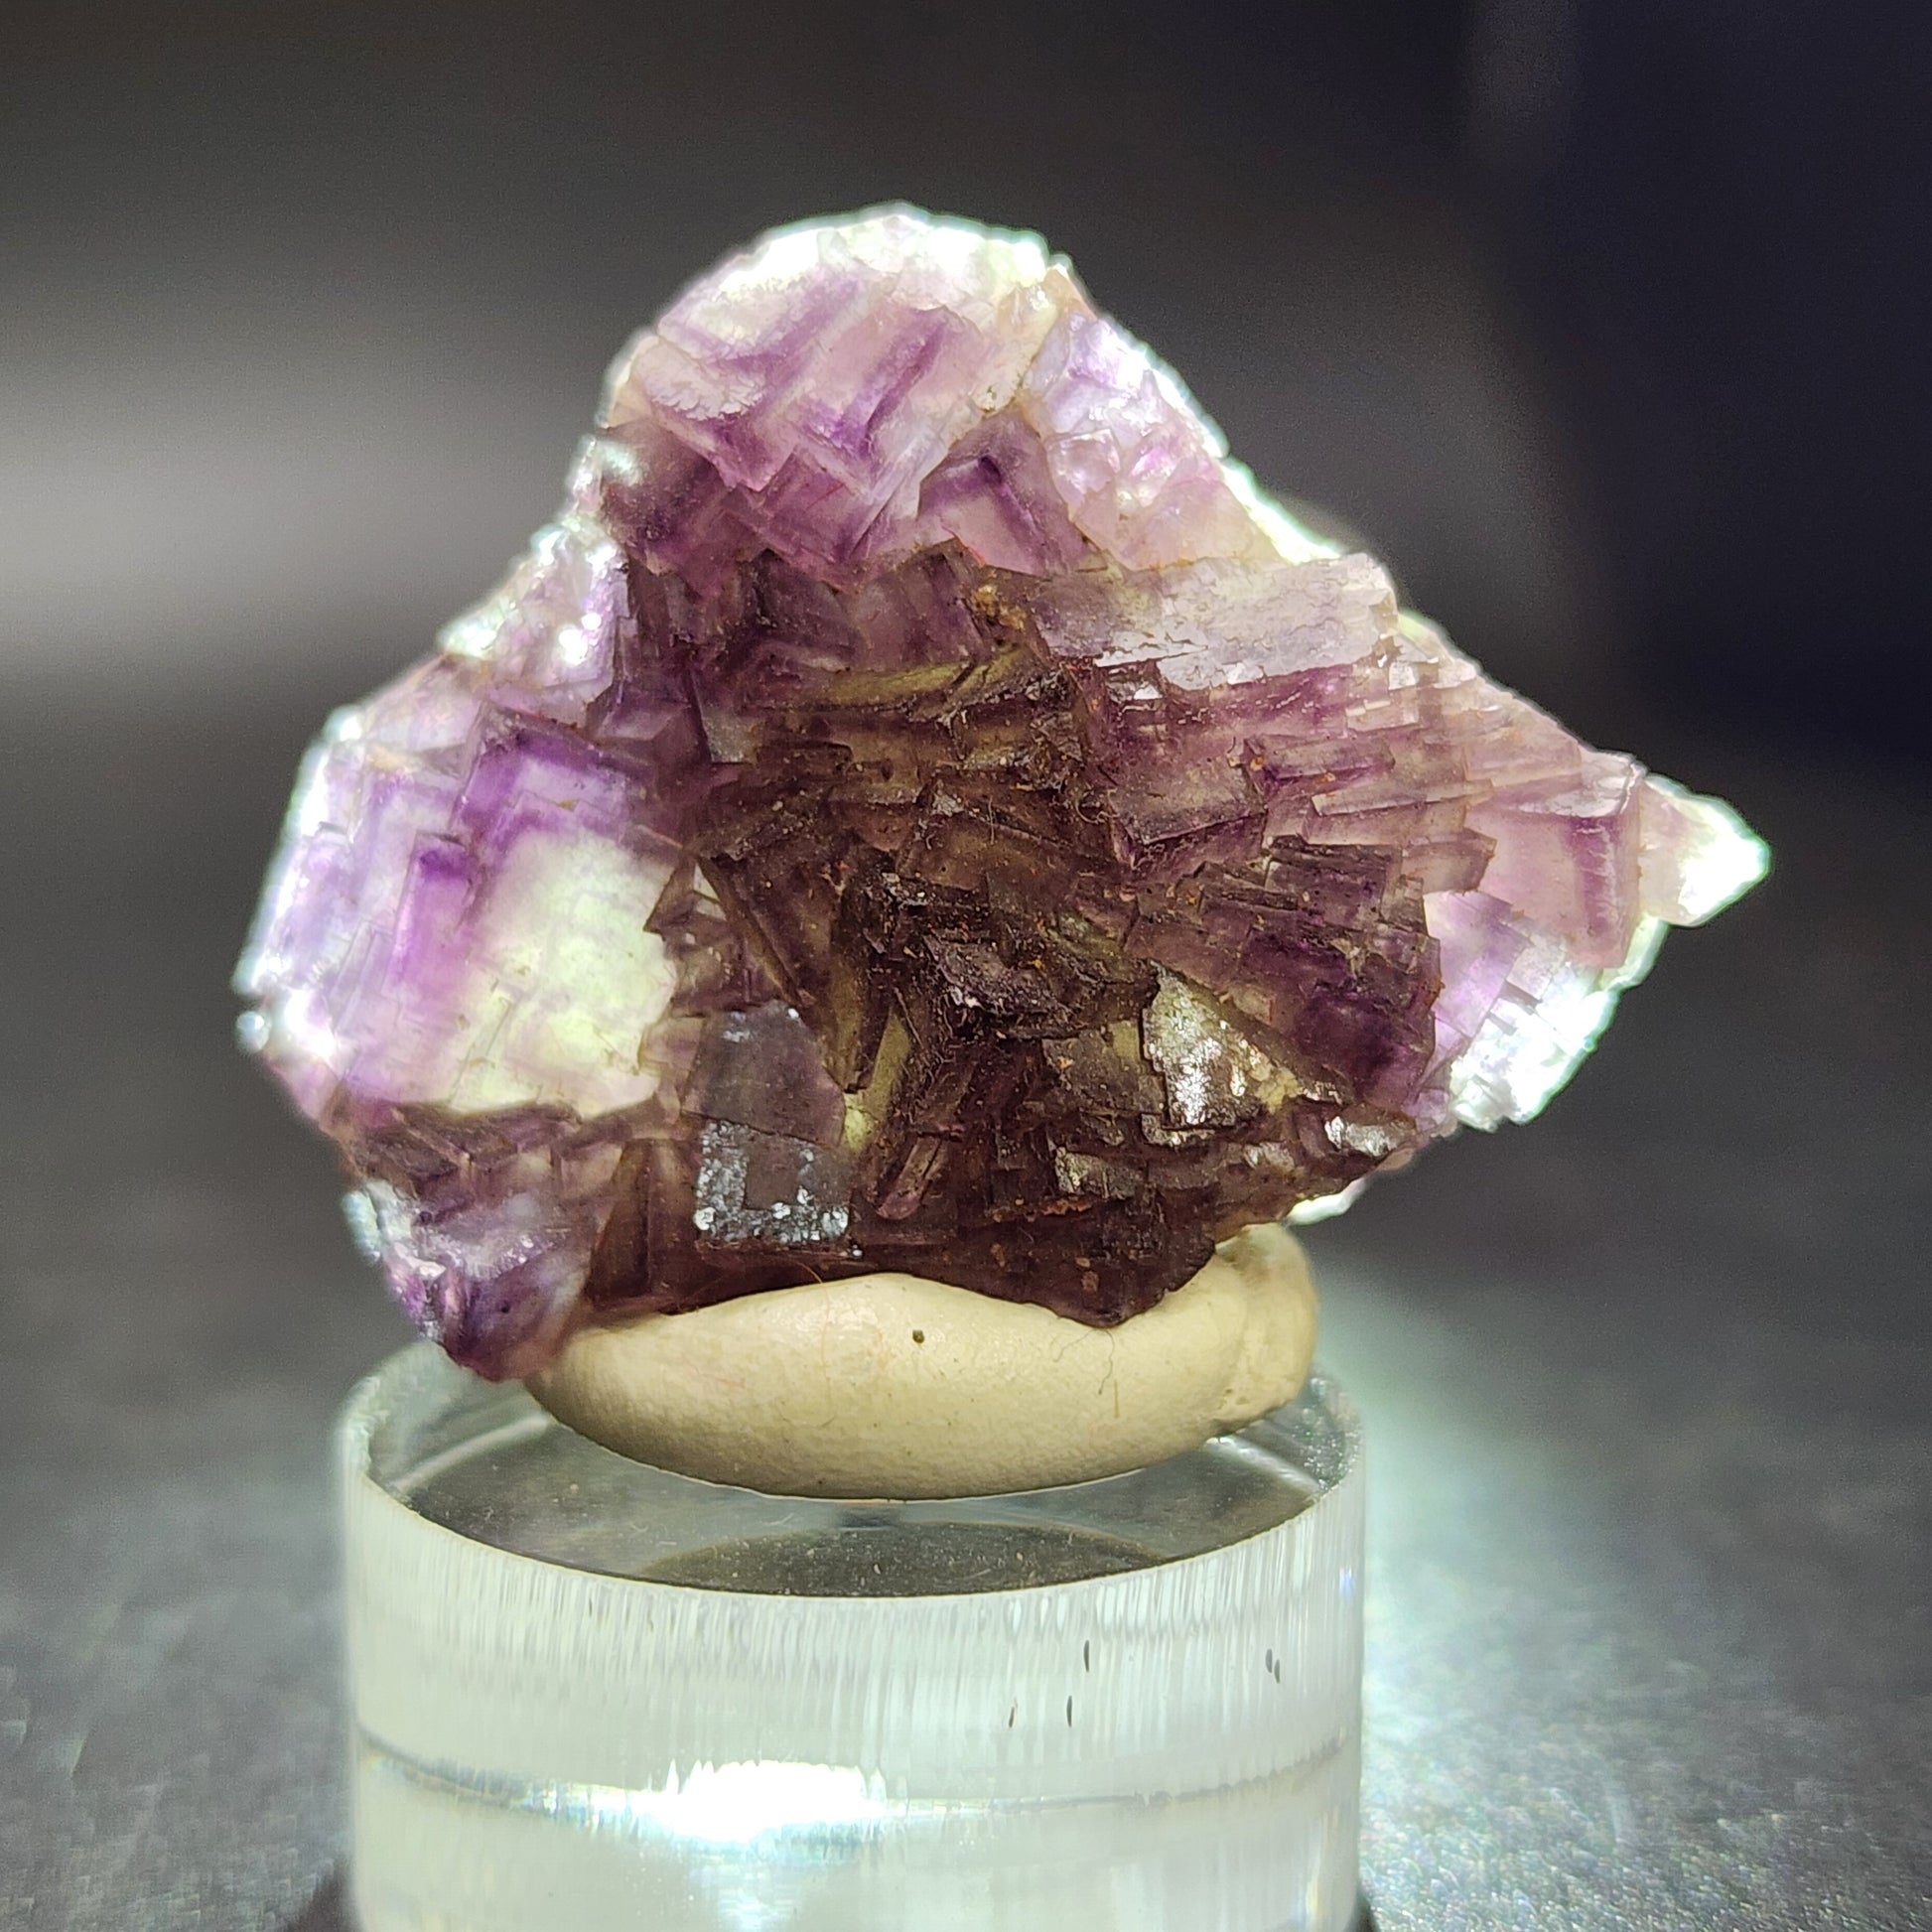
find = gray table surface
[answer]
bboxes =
[2,690,1927,1930]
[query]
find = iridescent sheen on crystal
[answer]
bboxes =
[236,208,1766,1378]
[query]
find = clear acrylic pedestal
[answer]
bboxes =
[339,1344,1365,1932]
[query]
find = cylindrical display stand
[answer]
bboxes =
[340,1344,1364,1932]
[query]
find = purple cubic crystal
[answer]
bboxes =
[237,208,1766,1379]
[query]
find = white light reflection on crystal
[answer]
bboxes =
[1291,1178,1371,1225]
[1648,779,1771,923]
[1448,916,1669,1130]
[342,1185,385,1267]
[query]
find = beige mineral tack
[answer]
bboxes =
[528,1222,1315,1497]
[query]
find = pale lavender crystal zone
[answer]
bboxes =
[237,208,1767,1379]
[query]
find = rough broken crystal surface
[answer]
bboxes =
[236,208,1767,1379]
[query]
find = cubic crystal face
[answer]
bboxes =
[237,208,1766,1379]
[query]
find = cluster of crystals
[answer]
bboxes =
[237,209,1766,1378]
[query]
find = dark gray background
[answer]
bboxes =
[4,4,1928,1926]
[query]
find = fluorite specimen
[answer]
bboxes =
[237,208,1766,1379]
